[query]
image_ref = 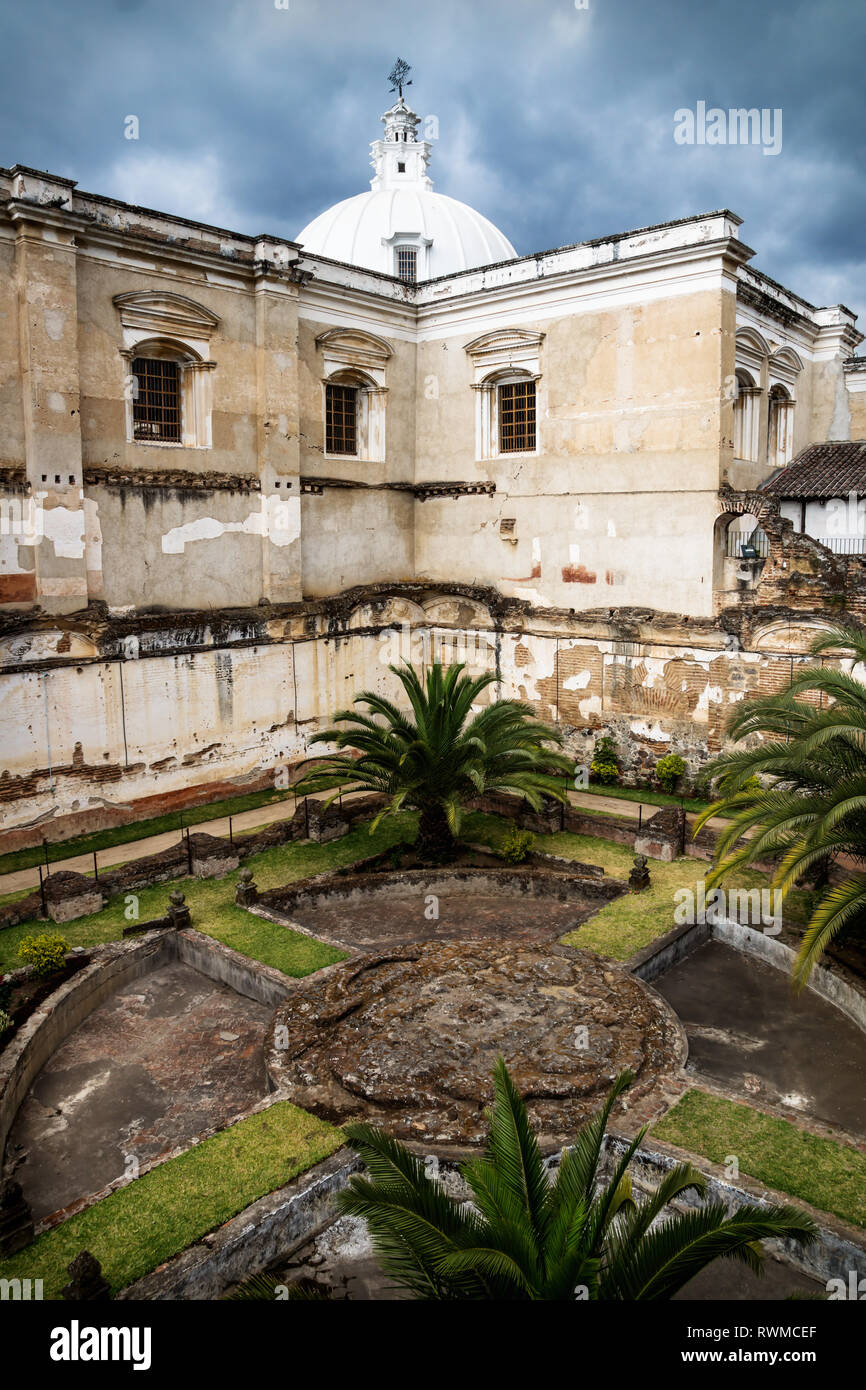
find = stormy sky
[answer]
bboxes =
[2,0,864,324]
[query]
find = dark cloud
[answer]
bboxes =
[2,0,864,322]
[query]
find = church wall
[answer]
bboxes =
[849,386,866,439]
[0,232,25,468]
[85,483,269,613]
[296,311,417,596]
[76,256,260,479]
[296,314,417,483]
[412,288,727,615]
[299,487,415,594]
[0,212,306,614]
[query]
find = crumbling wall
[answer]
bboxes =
[2,578,854,836]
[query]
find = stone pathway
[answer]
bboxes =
[0,788,727,898]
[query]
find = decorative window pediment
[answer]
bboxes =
[113,291,220,342]
[464,328,545,384]
[768,346,803,395]
[316,328,392,386]
[316,330,391,462]
[113,293,218,450]
[465,329,544,461]
[734,326,771,378]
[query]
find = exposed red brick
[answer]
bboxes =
[0,573,36,603]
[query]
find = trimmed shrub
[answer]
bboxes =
[17,932,68,979]
[501,825,535,864]
[590,761,620,785]
[590,735,620,786]
[655,754,686,794]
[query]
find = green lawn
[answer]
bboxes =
[0,1102,343,1298]
[0,812,417,975]
[0,785,297,877]
[531,830,770,960]
[1,808,800,974]
[654,1089,866,1231]
[579,783,716,816]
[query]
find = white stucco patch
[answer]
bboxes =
[629,719,670,742]
[43,309,65,341]
[578,694,603,720]
[262,493,301,547]
[42,505,86,559]
[84,496,103,573]
[563,669,592,691]
[694,684,723,714]
[161,496,300,554]
[46,391,66,413]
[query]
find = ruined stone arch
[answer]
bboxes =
[750,618,829,654]
[713,502,771,605]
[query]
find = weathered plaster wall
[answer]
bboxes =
[299,488,414,595]
[0,582,844,834]
[89,483,272,612]
[413,291,726,615]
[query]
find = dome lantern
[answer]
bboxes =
[295,64,517,281]
[370,97,433,194]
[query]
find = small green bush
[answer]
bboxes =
[590,735,620,786]
[590,760,620,785]
[655,754,686,795]
[0,1007,10,1035]
[17,932,68,979]
[501,825,535,864]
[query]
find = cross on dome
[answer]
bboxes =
[294,68,517,279]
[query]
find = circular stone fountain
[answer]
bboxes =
[267,940,685,1149]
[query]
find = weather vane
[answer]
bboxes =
[388,58,412,100]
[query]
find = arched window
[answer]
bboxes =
[732,369,760,463]
[131,356,181,442]
[464,330,544,462]
[768,384,794,469]
[322,368,386,461]
[316,329,392,463]
[122,342,213,448]
[114,293,219,450]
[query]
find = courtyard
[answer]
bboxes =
[2,786,865,1304]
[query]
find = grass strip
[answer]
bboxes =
[0,1101,343,1298]
[653,1088,866,1230]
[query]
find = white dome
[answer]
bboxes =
[295,95,517,281]
[297,187,517,280]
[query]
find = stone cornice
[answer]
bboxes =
[83,465,261,493]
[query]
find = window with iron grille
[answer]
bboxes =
[326,382,358,455]
[498,379,536,453]
[396,246,418,283]
[131,357,182,442]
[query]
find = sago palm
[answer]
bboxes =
[337,1059,815,1300]
[695,624,866,988]
[295,661,573,860]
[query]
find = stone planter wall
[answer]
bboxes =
[117,1151,360,1301]
[0,931,175,1165]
